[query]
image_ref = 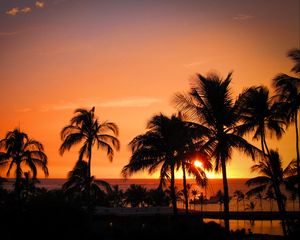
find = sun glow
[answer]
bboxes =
[194,160,203,168]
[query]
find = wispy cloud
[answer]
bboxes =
[39,97,162,112]
[5,1,44,16]
[6,7,32,16]
[6,7,19,16]
[16,108,32,113]
[20,7,32,13]
[0,31,21,36]
[99,97,161,108]
[233,14,254,21]
[35,1,45,9]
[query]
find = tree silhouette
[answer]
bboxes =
[122,113,210,215]
[124,184,147,208]
[0,128,48,199]
[233,190,245,211]
[60,107,119,204]
[62,160,111,205]
[174,72,260,234]
[273,48,300,208]
[237,86,285,155]
[246,150,295,236]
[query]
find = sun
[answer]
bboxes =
[194,160,203,168]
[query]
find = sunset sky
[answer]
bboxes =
[0,0,299,179]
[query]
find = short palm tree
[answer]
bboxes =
[273,48,300,208]
[60,107,120,202]
[62,160,111,204]
[108,185,125,207]
[124,184,147,208]
[174,72,261,233]
[237,86,285,155]
[233,190,245,211]
[0,128,48,199]
[246,150,294,236]
[264,189,276,212]
[122,113,209,215]
[191,189,198,209]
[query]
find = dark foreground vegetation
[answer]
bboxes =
[1,189,300,240]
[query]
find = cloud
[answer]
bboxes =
[40,97,162,112]
[5,7,32,16]
[0,31,21,36]
[6,7,19,16]
[35,1,45,9]
[20,7,32,13]
[16,108,32,113]
[233,14,254,21]
[99,97,161,107]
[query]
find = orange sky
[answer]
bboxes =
[0,0,299,179]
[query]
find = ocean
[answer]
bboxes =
[3,178,297,236]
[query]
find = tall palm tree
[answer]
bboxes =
[237,86,285,155]
[59,107,120,202]
[273,48,300,208]
[246,150,294,236]
[174,72,261,233]
[122,113,209,215]
[0,128,48,199]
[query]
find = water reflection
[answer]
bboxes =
[204,219,283,236]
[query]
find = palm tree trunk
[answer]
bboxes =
[170,163,178,215]
[15,162,22,201]
[221,157,230,236]
[87,142,92,207]
[272,178,289,236]
[295,115,300,210]
[182,163,189,214]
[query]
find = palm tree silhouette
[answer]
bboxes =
[246,150,294,236]
[122,113,209,215]
[273,48,300,208]
[124,184,147,208]
[21,171,40,200]
[237,86,285,155]
[0,128,48,199]
[264,189,275,212]
[59,107,120,203]
[174,72,260,233]
[63,160,111,204]
[233,190,245,211]
[108,185,125,207]
[191,189,199,210]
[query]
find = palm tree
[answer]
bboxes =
[0,128,48,199]
[246,150,294,236]
[108,185,125,207]
[124,184,147,208]
[174,72,261,233]
[146,188,170,207]
[191,189,198,209]
[237,86,285,155]
[63,160,111,205]
[122,113,209,215]
[264,189,275,212]
[169,112,211,214]
[233,190,245,212]
[273,48,300,208]
[59,107,120,202]
[20,171,40,201]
